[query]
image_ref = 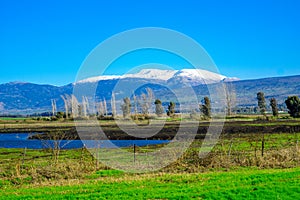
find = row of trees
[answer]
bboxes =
[51,89,156,120]
[52,89,300,120]
[50,94,92,119]
[257,92,300,118]
[121,96,212,119]
[121,97,177,119]
[59,94,90,119]
[52,94,213,120]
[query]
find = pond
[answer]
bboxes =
[0,133,169,149]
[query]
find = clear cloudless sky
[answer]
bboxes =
[1,0,300,86]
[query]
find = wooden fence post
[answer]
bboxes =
[133,144,136,163]
[261,133,265,157]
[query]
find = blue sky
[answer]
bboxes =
[1,0,300,86]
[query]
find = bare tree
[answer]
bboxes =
[139,88,154,117]
[224,83,236,116]
[82,96,89,118]
[121,97,131,118]
[111,92,117,118]
[133,93,138,118]
[70,95,79,118]
[51,99,57,117]
[61,95,69,119]
[36,131,76,163]
[65,94,72,115]
[146,87,154,114]
[98,100,105,118]
[103,98,108,116]
[140,93,149,116]
[81,97,86,117]
[85,96,89,115]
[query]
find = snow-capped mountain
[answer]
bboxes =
[76,68,234,85]
[167,69,227,86]
[2,72,300,114]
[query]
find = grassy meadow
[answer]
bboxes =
[1,167,299,199]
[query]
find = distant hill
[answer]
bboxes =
[230,75,300,106]
[0,69,299,114]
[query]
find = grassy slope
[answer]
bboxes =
[1,167,300,200]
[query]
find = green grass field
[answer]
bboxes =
[0,167,299,199]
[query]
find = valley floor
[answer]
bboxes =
[0,117,300,199]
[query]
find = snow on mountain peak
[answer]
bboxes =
[76,75,121,84]
[123,69,177,80]
[75,68,233,85]
[170,69,227,84]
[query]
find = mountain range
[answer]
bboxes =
[0,68,299,115]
